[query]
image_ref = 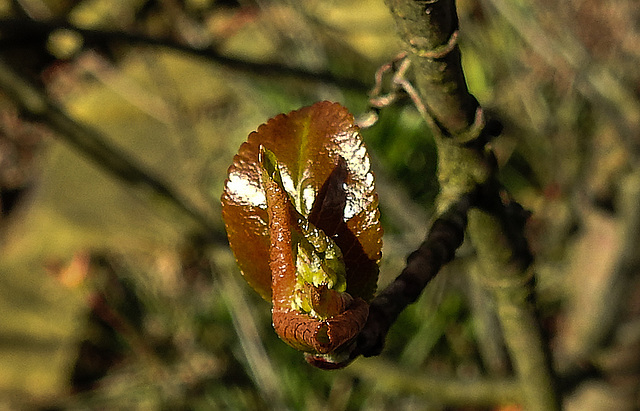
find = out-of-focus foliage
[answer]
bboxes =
[0,0,639,410]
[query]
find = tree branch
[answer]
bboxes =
[0,57,224,243]
[467,191,560,411]
[355,193,472,358]
[0,18,370,92]
[383,0,479,137]
[376,1,561,409]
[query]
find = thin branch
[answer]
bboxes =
[0,57,224,243]
[384,0,480,138]
[348,358,521,406]
[467,200,560,411]
[0,18,370,93]
[354,192,472,358]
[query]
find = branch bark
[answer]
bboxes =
[380,1,561,409]
[467,200,560,411]
[355,193,472,358]
[383,0,479,136]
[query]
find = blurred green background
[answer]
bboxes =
[1,0,640,409]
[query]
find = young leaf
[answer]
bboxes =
[221,101,382,367]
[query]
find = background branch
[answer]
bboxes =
[0,18,370,93]
[349,358,521,405]
[0,57,223,242]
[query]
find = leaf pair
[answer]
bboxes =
[221,101,382,368]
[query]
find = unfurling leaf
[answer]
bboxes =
[221,101,382,368]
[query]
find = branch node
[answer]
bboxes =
[452,106,486,145]
[409,30,459,59]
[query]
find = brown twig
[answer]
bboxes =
[354,191,473,358]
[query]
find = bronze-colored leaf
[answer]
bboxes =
[221,101,382,365]
[221,101,382,301]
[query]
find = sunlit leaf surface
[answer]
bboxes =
[221,101,382,363]
[222,101,382,301]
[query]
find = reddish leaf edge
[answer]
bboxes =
[221,101,383,368]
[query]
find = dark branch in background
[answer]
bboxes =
[349,357,522,405]
[0,57,225,244]
[0,18,370,93]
